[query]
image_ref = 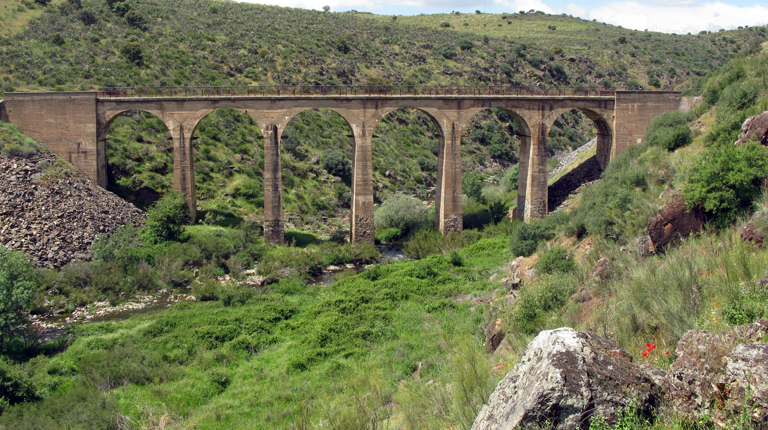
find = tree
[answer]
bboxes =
[141,192,190,243]
[120,42,144,66]
[322,5,330,12]
[0,247,36,345]
[320,149,351,185]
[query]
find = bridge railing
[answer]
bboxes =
[95,85,617,98]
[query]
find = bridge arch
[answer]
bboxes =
[98,109,174,209]
[189,108,264,226]
[544,107,613,169]
[279,108,356,241]
[459,108,532,227]
[371,106,450,232]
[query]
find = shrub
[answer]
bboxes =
[112,1,129,16]
[645,111,692,151]
[320,149,351,185]
[534,246,575,275]
[501,164,519,192]
[125,10,147,30]
[78,10,96,25]
[374,193,430,235]
[0,357,39,413]
[375,227,402,243]
[463,173,485,204]
[684,142,768,226]
[512,273,577,334]
[120,42,144,66]
[458,39,474,51]
[141,192,190,243]
[436,43,456,59]
[509,219,556,257]
[0,247,36,344]
[717,81,758,112]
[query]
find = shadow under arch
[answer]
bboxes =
[189,108,264,227]
[371,107,446,231]
[279,107,356,241]
[545,107,613,212]
[99,109,173,210]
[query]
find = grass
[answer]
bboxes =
[0,234,513,430]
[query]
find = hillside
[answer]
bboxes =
[0,10,768,430]
[2,0,766,235]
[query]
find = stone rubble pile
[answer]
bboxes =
[0,151,145,268]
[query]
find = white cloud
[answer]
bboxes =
[586,2,768,33]
[235,0,768,33]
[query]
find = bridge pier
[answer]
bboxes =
[523,121,548,221]
[350,123,375,243]
[170,122,197,221]
[437,121,463,234]
[263,124,285,245]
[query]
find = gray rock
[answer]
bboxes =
[664,320,768,425]
[472,327,662,430]
[0,151,145,268]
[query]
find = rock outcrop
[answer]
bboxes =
[735,111,768,146]
[740,211,767,244]
[472,328,663,430]
[665,320,768,427]
[647,194,705,252]
[0,151,145,268]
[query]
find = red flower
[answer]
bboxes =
[647,343,652,348]
[666,351,670,355]
[642,352,648,357]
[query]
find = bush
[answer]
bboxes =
[512,273,577,334]
[375,227,402,243]
[509,219,556,257]
[463,173,485,204]
[645,111,692,151]
[125,10,147,30]
[534,246,575,275]
[120,42,144,66]
[0,357,39,413]
[320,149,351,185]
[374,193,430,235]
[684,142,768,226]
[458,39,474,51]
[0,247,36,344]
[141,192,190,243]
[78,10,96,25]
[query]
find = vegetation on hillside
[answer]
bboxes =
[2,1,768,429]
[2,0,765,236]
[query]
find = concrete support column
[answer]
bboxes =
[524,122,548,221]
[351,126,375,243]
[263,124,285,245]
[437,121,463,234]
[171,123,197,221]
[514,134,531,220]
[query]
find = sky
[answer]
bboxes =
[236,0,768,34]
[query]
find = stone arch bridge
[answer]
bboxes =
[0,88,681,244]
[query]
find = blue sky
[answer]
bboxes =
[238,0,768,34]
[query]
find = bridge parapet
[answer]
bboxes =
[95,85,618,99]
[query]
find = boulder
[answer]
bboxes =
[483,319,506,353]
[740,212,767,244]
[735,111,768,146]
[472,328,663,430]
[591,258,612,281]
[664,320,768,427]
[722,344,768,424]
[647,195,705,252]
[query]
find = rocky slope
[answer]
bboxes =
[0,150,145,268]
